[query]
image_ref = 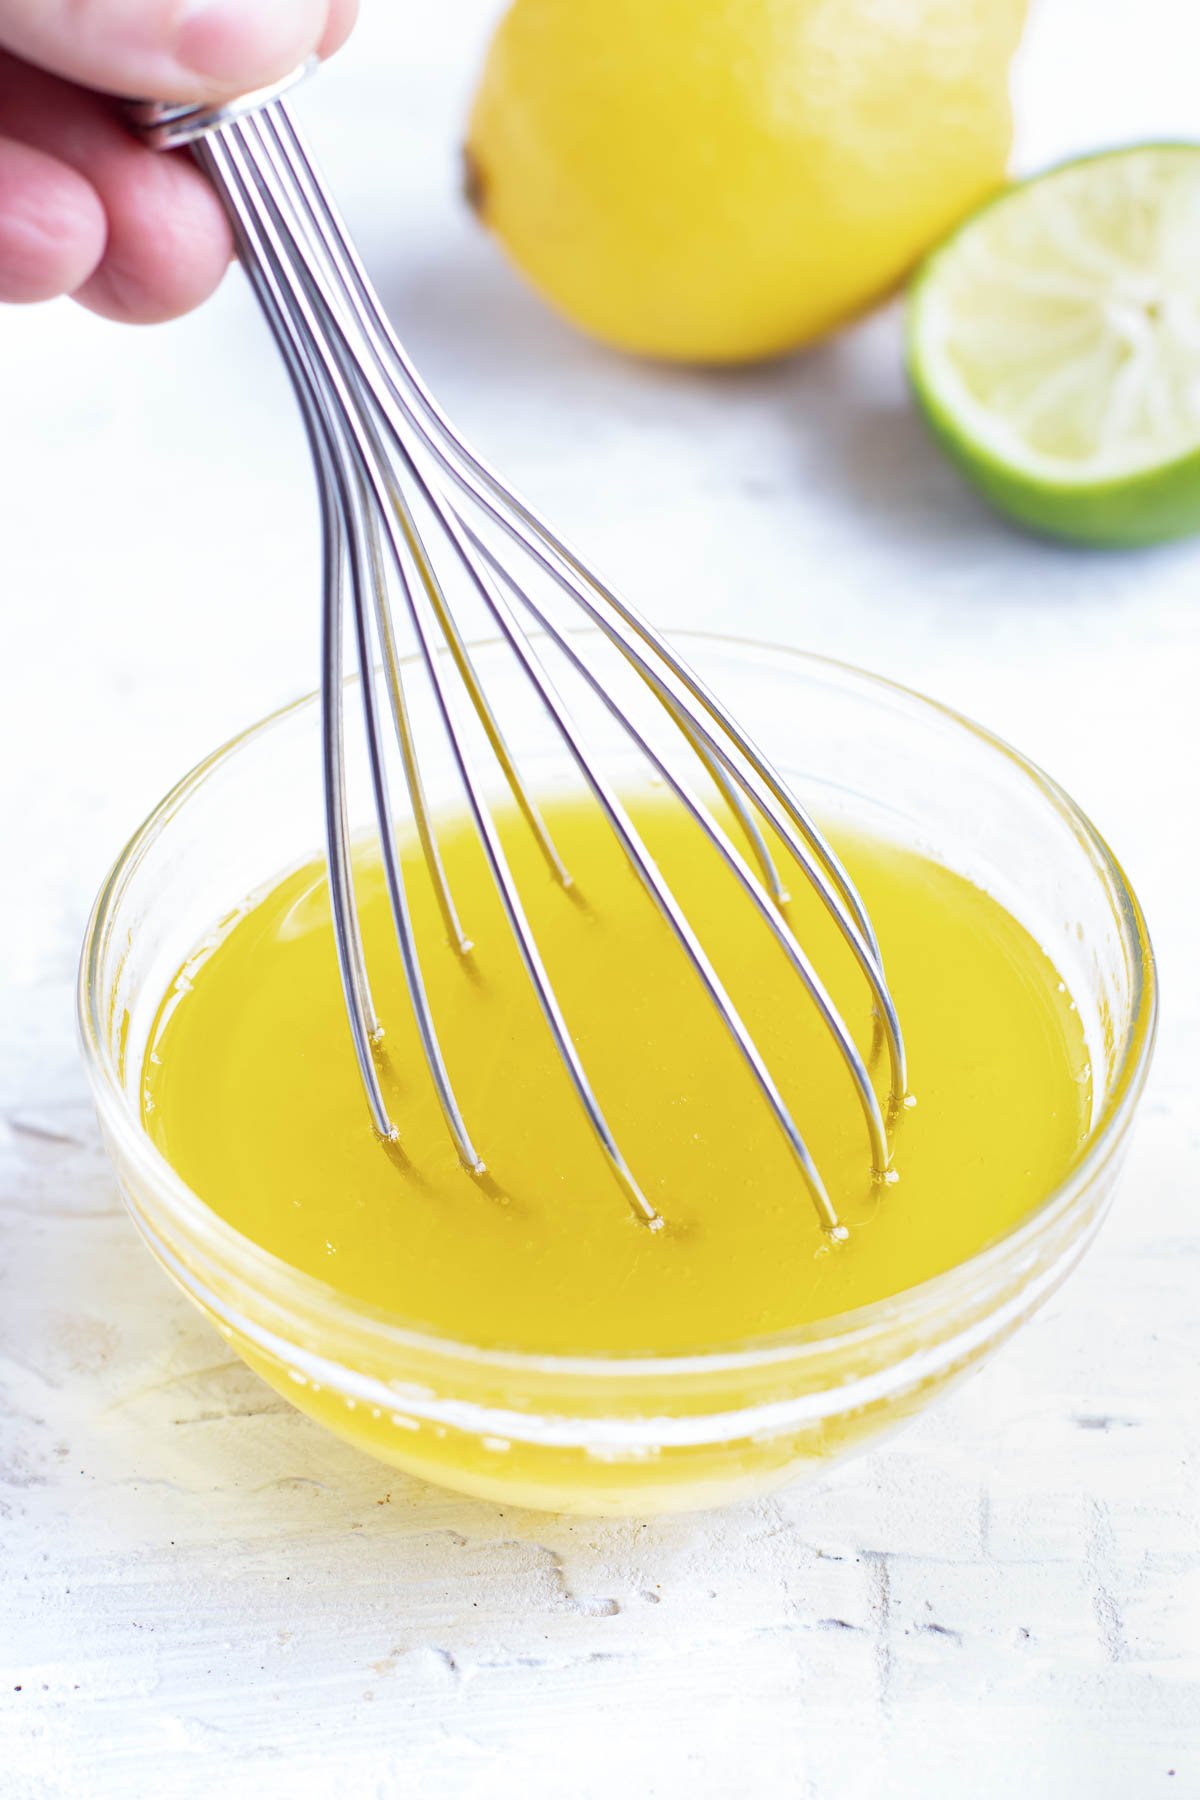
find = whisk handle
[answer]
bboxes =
[125,58,317,152]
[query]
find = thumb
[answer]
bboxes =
[0,0,345,105]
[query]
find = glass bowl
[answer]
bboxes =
[78,636,1157,1516]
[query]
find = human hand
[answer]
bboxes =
[0,0,356,322]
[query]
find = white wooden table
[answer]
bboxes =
[2,3,1198,1793]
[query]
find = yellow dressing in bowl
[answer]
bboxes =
[141,791,1091,1360]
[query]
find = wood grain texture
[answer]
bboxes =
[2,1,1198,1793]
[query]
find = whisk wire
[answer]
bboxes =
[260,111,793,911]
[259,101,906,1100]
[347,469,487,1172]
[362,506,473,957]
[139,78,911,1235]
[206,128,482,1160]
[200,126,393,1134]
[217,121,669,1222]
[243,116,576,894]
[265,110,888,959]
[245,107,867,1224]
[468,532,893,1182]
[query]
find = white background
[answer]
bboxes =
[2,1,1198,1794]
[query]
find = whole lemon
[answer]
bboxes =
[465,0,1027,364]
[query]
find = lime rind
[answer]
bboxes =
[907,143,1200,545]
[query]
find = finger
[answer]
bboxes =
[0,0,339,106]
[317,0,359,63]
[0,52,231,322]
[72,136,231,324]
[0,133,105,301]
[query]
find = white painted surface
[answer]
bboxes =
[2,2,1199,1794]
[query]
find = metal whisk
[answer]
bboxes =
[130,63,906,1236]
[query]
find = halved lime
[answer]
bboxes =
[907,144,1200,546]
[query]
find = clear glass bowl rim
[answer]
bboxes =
[77,633,1158,1379]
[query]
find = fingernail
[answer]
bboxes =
[176,0,325,89]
